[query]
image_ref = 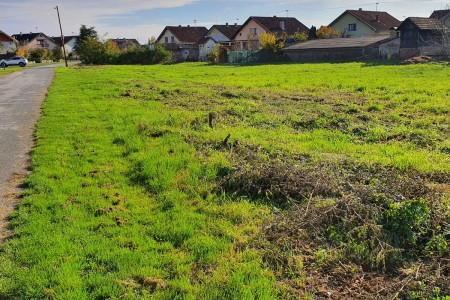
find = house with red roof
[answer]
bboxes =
[329,9,401,38]
[231,16,308,50]
[157,25,208,61]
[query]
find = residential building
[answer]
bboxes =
[231,16,308,50]
[329,9,401,38]
[198,23,241,61]
[157,25,208,61]
[12,32,58,50]
[0,30,16,54]
[397,17,449,59]
[430,9,450,29]
[52,35,79,57]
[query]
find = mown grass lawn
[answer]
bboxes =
[0,62,449,299]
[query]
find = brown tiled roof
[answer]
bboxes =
[283,35,393,51]
[158,26,208,44]
[330,10,401,32]
[232,16,308,39]
[0,30,14,42]
[209,24,241,39]
[253,16,308,36]
[430,9,450,20]
[400,17,447,31]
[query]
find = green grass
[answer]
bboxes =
[0,62,449,299]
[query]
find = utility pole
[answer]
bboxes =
[54,5,68,67]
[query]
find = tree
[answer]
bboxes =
[291,31,308,42]
[259,32,284,52]
[51,47,63,62]
[79,25,98,42]
[308,26,317,40]
[316,26,341,39]
[16,46,28,58]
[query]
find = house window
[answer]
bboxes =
[38,39,45,47]
[250,28,257,35]
[171,36,175,43]
[164,37,168,43]
[348,23,357,31]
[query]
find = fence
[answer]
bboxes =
[226,50,284,64]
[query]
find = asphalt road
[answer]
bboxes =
[0,65,57,239]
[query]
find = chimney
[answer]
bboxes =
[273,15,277,18]
[187,25,190,27]
[359,8,362,10]
[178,25,181,27]
[226,22,228,27]
[234,23,237,26]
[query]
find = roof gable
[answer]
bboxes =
[430,9,450,20]
[208,24,241,39]
[0,30,14,42]
[157,26,208,44]
[52,36,79,46]
[398,17,447,31]
[12,32,56,45]
[233,16,308,39]
[329,10,401,32]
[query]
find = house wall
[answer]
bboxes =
[199,39,217,61]
[26,35,58,50]
[233,20,267,50]
[379,37,400,59]
[208,28,229,42]
[65,38,77,54]
[0,41,16,54]
[330,14,376,38]
[157,30,181,44]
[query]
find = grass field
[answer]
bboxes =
[0,62,449,299]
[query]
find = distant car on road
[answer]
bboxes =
[0,56,28,68]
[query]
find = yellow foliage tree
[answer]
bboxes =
[316,26,341,39]
[259,32,285,52]
[16,46,28,58]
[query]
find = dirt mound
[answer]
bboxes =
[400,56,433,65]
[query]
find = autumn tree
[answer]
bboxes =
[316,26,341,39]
[259,32,284,52]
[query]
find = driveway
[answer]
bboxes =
[0,65,58,240]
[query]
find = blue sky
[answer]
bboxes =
[1,0,448,43]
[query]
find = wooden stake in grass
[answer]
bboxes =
[208,112,215,128]
[223,133,231,146]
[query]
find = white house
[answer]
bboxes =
[198,24,241,61]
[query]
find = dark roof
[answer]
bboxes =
[329,10,401,32]
[196,36,217,45]
[52,35,78,46]
[399,17,447,31]
[430,9,450,20]
[208,24,241,39]
[12,32,41,43]
[283,35,394,51]
[0,30,14,42]
[157,26,208,44]
[233,16,308,39]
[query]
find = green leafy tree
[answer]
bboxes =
[51,47,63,62]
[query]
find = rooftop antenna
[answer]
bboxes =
[194,19,197,27]
[286,10,289,17]
[35,26,38,32]
[236,18,239,24]
[376,2,379,11]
